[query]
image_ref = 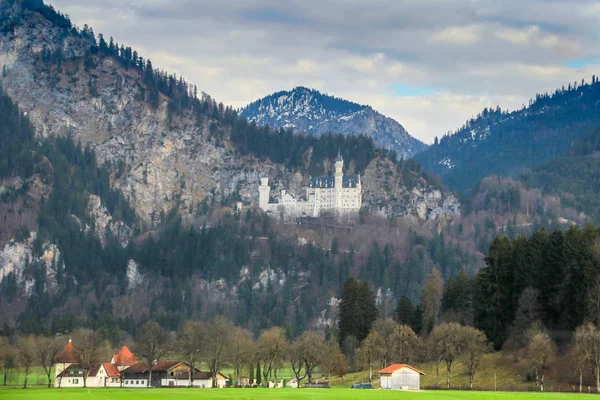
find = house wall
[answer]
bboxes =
[55,376,85,388]
[123,377,148,387]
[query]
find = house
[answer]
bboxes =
[378,364,426,391]
[122,361,228,388]
[56,363,121,388]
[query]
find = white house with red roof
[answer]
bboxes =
[378,364,426,391]
[53,339,227,388]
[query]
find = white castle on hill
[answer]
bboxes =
[259,152,362,218]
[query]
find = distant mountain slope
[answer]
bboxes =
[521,126,600,222]
[414,79,600,192]
[239,86,426,158]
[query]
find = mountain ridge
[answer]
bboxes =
[240,86,426,158]
[414,78,600,192]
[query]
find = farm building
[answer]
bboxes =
[378,364,425,390]
[122,361,229,388]
[53,340,228,388]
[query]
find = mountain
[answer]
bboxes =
[0,0,462,336]
[414,79,600,192]
[239,86,426,158]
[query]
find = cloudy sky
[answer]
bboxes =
[49,0,600,143]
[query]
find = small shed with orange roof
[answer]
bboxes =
[378,364,425,390]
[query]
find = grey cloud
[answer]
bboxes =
[47,0,600,142]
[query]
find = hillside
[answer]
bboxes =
[240,86,426,158]
[521,126,600,223]
[414,79,600,192]
[0,0,464,337]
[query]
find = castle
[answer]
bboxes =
[259,153,362,218]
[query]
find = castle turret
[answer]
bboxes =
[335,150,344,209]
[259,177,270,210]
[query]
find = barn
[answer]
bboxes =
[378,364,425,390]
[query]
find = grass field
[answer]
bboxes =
[0,388,596,400]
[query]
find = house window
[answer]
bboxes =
[73,379,79,384]
[136,381,139,384]
[141,380,145,385]
[125,380,129,384]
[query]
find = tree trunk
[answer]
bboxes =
[46,370,52,388]
[435,361,440,387]
[83,370,87,388]
[23,367,28,389]
[540,372,544,392]
[446,363,451,389]
[368,365,372,383]
[148,369,152,388]
[596,365,599,393]
[469,370,474,390]
[579,370,583,393]
[189,365,193,387]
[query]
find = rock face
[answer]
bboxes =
[240,87,426,158]
[361,157,460,219]
[87,194,132,247]
[0,234,64,296]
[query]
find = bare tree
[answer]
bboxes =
[298,331,325,384]
[202,315,234,388]
[135,322,171,388]
[461,326,489,389]
[230,327,254,384]
[570,334,587,393]
[36,336,63,388]
[575,323,600,392]
[356,329,381,382]
[429,322,466,389]
[332,353,348,385]
[391,324,421,365]
[17,336,35,389]
[289,337,307,387]
[319,341,342,383]
[0,339,17,386]
[526,332,555,392]
[178,321,203,387]
[72,329,104,388]
[257,326,286,385]
[374,319,396,368]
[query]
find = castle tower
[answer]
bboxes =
[259,177,270,210]
[335,150,344,209]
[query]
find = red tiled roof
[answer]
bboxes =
[378,364,426,375]
[55,341,79,363]
[102,363,121,377]
[123,361,181,374]
[112,346,137,366]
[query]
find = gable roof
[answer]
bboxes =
[123,361,182,374]
[112,346,138,366]
[55,340,79,363]
[378,364,426,375]
[102,363,121,377]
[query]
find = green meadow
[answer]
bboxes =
[0,388,596,400]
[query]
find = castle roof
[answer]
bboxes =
[55,340,79,363]
[112,346,138,367]
[308,175,360,189]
